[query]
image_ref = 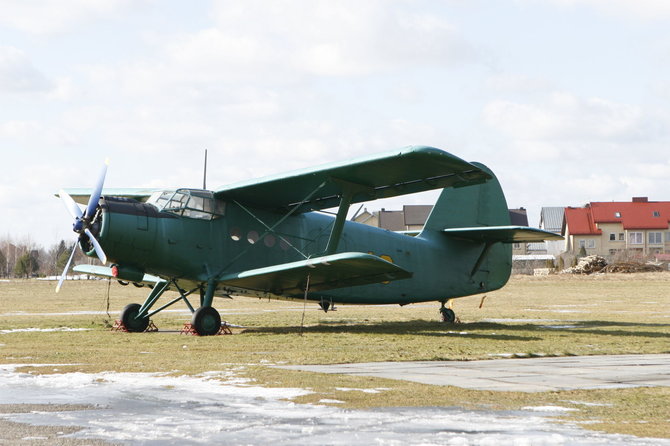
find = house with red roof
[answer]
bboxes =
[562,197,670,257]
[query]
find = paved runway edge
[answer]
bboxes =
[276,354,670,392]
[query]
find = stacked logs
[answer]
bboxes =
[561,255,608,274]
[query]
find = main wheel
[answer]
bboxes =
[192,306,221,336]
[121,303,150,332]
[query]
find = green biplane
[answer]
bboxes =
[56,146,561,335]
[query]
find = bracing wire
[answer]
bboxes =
[299,274,311,336]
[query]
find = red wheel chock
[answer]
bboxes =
[111,320,158,333]
[180,322,233,336]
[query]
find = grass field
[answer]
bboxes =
[1,274,669,439]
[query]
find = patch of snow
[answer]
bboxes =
[523,406,579,413]
[488,353,515,358]
[568,401,614,407]
[335,387,389,394]
[0,327,91,334]
[0,309,192,317]
[0,364,667,445]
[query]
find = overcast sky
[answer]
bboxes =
[2,0,669,248]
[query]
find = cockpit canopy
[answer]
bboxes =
[148,189,225,220]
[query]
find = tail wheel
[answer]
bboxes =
[121,303,150,332]
[440,306,456,324]
[192,306,221,336]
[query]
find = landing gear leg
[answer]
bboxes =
[439,299,456,324]
[192,279,221,336]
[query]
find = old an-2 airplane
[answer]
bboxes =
[56,146,561,335]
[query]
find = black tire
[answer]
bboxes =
[121,303,150,332]
[440,307,456,324]
[192,306,221,336]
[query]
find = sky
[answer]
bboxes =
[1,0,670,248]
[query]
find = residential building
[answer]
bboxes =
[353,205,433,232]
[508,208,529,255]
[531,207,565,256]
[562,197,670,258]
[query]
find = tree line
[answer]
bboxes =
[0,238,91,278]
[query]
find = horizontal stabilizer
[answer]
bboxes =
[442,226,563,243]
[73,264,163,284]
[217,252,412,296]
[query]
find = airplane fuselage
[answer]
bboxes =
[96,195,511,305]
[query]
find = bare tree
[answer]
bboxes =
[0,246,6,278]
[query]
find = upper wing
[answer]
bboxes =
[56,188,163,205]
[214,146,490,213]
[442,226,563,243]
[217,252,412,296]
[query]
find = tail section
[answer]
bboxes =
[420,162,513,294]
[422,162,511,234]
[420,162,562,296]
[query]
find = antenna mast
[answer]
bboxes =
[203,149,208,190]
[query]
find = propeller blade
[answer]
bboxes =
[55,243,78,293]
[59,189,83,220]
[85,159,109,219]
[85,228,107,264]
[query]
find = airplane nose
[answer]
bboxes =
[55,160,110,292]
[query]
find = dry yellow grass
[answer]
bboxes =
[1,274,669,439]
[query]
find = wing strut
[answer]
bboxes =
[324,179,373,255]
[324,187,353,254]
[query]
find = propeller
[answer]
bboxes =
[56,160,109,292]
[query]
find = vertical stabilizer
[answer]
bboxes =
[420,162,512,293]
[421,162,511,233]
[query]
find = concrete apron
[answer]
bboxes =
[277,354,670,392]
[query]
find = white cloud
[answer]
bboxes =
[481,91,670,210]
[528,0,670,21]
[485,73,554,95]
[0,46,51,93]
[209,0,478,77]
[0,0,148,35]
[484,93,658,144]
[92,0,479,102]
[47,77,77,101]
[565,173,624,198]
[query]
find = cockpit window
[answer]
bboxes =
[147,189,225,220]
